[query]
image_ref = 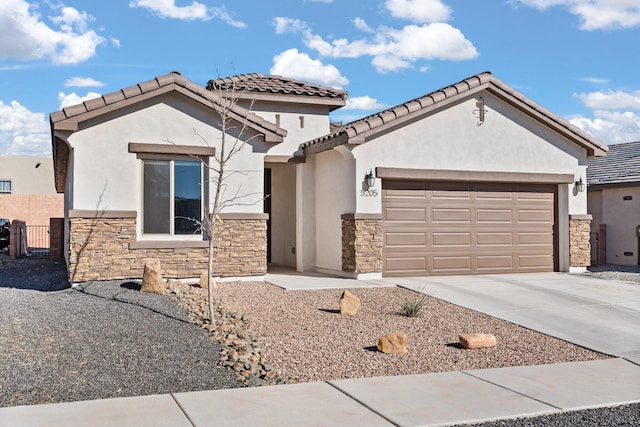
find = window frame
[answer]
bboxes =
[0,180,12,194]
[138,153,208,240]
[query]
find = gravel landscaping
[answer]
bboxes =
[0,253,241,408]
[2,250,638,426]
[173,281,609,384]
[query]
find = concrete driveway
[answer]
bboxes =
[373,272,640,358]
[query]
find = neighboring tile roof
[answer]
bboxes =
[300,71,608,158]
[50,71,287,139]
[587,141,640,186]
[207,73,348,103]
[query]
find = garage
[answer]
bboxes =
[382,180,557,276]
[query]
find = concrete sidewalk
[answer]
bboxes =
[1,358,639,427]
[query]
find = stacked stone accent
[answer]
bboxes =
[341,214,383,274]
[569,215,592,267]
[68,214,266,283]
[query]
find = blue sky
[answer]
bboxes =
[1,0,640,156]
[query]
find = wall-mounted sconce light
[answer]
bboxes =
[575,177,585,193]
[473,97,487,126]
[365,169,376,189]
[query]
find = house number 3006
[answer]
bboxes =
[360,189,378,197]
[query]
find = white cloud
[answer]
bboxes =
[270,49,349,89]
[353,17,373,33]
[574,89,640,110]
[65,77,105,88]
[130,0,247,27]
[510,0,640,30]
[58,91,102,109]
[580,77,609,84]
[570,87,640,144]
[210,6,247,28]
[0,100,50,156]
[344,96,386,110]
[571,111,640,145]
[385,0,452,23]
[305,22,478,73]
[0,0,105,64]
[273,17,308,34]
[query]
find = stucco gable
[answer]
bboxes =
[588,140,640,186]
[302,71,608,158]
[50,71,288,193]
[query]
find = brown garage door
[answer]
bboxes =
[382,181,556,276]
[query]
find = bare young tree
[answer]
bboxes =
[196,80,263,323]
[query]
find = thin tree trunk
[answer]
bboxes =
[207,215,215,323]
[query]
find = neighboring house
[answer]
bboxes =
[0,156,64,227]
[50,71,607,283]
[587,141,640,266]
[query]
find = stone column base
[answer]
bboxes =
[570,214,592,268]
[341,214,383,274]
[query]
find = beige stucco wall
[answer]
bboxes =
[589,186,640,265]
[0,156,58,195]
[313,148,355,274]
[248,102,332,157]
[308,93,592,274]
[267,163,297,267]
[65,93,267,219]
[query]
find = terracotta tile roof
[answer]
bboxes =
[207,73,348,102]
[50,71,287,139]
[300,71,608,158]
[587,141,640,186]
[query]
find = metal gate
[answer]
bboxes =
[17,225,50,258]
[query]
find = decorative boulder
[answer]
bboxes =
[199,271,217,289]
[339,290,361,316]
[459,333,497,349]
[141,260,165,294]
[377,331,408,354]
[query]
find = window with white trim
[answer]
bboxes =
[0,180,11,194]
[142,159,202,235]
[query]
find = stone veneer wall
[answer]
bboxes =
[68,213,267,283]
[569,214,592,267]
[341,214,383,274]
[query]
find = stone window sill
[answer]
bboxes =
[129,240,209,250]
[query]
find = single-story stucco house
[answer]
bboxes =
[587,140,640,266]
[50,71,607,283]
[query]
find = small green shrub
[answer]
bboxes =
[399,288,430,317]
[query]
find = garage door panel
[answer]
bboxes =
[518,209,554,223]
[385,232,427,248]
[518,254,554,269]
[385,256,426,272]
[476,209,514,223]
[518,232,553,245]
[382,180,555,276]
[432,256,471,273]
[432,208,471,222]
[476,255,514,270]
[432,232,471,247]
[385,207,427,222]
[477,232,514,246]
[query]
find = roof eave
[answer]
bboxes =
[233,92,347,110]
